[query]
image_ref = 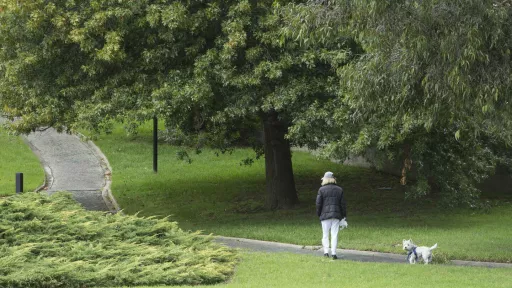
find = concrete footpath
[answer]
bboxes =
[214,236,512,268]
[24,128,116,211]
[20,126,512,268]
[214,237,407,263]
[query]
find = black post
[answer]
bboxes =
[15,173,23,194]
[153,116,158,173]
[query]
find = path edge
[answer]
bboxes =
[76,133,121,213]
[215,236,512,268]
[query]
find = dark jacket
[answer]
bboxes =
[316,184,346,221]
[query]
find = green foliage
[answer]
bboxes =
[0,0,350,208]
[281,0,512,205]
[0,0,345,141]
[0,192,237,288]
[3,0,511,206]
[0,0,226,133]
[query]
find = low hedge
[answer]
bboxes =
[0,193,237,288]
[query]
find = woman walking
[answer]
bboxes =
[316,171,347,259]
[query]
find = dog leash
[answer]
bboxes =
[407,247,418,261]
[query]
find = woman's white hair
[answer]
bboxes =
[321,177,337,186]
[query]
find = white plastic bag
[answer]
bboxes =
[339,218,348,230]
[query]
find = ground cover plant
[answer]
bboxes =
[88,123,512,263]
[129,252,512,288]
[0,192,237,288]
[0,127,44,196]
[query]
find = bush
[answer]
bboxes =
[0,193,237,288]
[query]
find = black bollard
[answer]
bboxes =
[16,173,23,194]
[153,116,158,173]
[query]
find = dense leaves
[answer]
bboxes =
[0,0,345,138]
[0,0,351,208]
[0,192,237,287]
[0,0,225,133]
[2,0,511,206]
[282,0,512,204]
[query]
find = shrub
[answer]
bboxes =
[0,192,237,288]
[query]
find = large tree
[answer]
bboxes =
[0,0,350,209]
[283,0,512,205]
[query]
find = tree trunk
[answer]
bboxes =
[262,111,299,209]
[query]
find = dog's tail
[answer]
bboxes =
[429,243,438,250]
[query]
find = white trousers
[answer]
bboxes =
[321,218,340,255]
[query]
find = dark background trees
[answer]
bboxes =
[284,0,512,205]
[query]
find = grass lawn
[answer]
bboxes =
[126,252,512,288]
[0,127,45,196]
[88,122,512,262]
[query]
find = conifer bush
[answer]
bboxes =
[0,193,237,288]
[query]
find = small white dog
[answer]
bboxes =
[402,239,438,264]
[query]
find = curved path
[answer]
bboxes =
[22,127,512,268]
[25,128,110,211]
[214,236,512,268]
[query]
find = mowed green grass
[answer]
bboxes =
[124,252,512,288]
[89,122,512,262]
[0,127,44,196]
